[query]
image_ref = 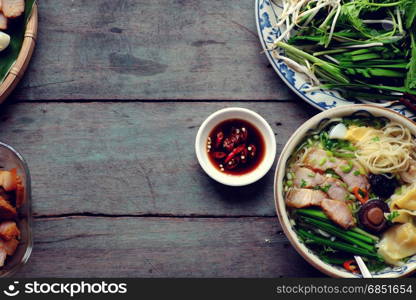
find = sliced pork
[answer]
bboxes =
[0,221,19,241]
[286,188,326,208]
[286,188,355,228]
[0,197,16,219]
[335,164,369,190]
[0,238,18,255]
[321,199,356,229]
[292,166,325,188]
[0,167,22,268]
[303,147,369,190]
[0,249,6,267]
[0,237,17,267]
[0,13,7,30]
[322,177,349,202]
[2,0,24,19]
[0,170,17,192]
[303,148,339,170]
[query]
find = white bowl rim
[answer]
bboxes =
[195,107,277,187]
[274,104,416,278]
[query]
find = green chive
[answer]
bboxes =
[301,179,308,188]
[340,164,352,173]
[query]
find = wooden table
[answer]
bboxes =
[0,0,326,277]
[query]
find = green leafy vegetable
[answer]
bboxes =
[300,216,376,252]
[319,255,347,265]
[296,208,379,242]
[404,1,416,29]
[297,229,382,259]
[300,179,308,188]
[320,184,332,193]
[271,0,416,100]
[342,117,387,129]
[0,0,36,83]
[406,31,416,90]
[387,210,400,222]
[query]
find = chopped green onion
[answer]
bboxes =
[320,184,332,193]
[340,164,352,173]
[333,152,355,159]
[319,158,327,166]
[301,179,308,188]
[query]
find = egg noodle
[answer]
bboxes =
[354,122,416,174]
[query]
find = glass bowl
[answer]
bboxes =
[0,142,32,277]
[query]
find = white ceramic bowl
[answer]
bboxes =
[195,107,276,186]
[274,105,416,278]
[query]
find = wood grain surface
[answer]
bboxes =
[16,217,322,277]
[0,101,321,277]
[0,102,316,217]
[9,0,292,101]
[0,0,365,278]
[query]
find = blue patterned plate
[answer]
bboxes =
[255,0,416,120]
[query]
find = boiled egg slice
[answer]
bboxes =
[328,123,348,140]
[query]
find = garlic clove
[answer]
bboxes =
[0,31,10,52]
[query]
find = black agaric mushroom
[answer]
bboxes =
[368,173,397,199]
[357,200,390,233]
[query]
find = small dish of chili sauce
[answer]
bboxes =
[207,119,265,175]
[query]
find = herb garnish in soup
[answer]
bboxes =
[283,116,416,274]
[207,119,265,175]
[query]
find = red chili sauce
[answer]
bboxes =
[207,119,265,175]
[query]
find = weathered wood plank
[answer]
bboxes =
[0,101,317,216]
[15,216,322,277]
[11,0,291,101]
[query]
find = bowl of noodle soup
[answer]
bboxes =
[275,105,416,278]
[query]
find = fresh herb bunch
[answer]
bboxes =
[295,209,386,270]
[272,0,416,100]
